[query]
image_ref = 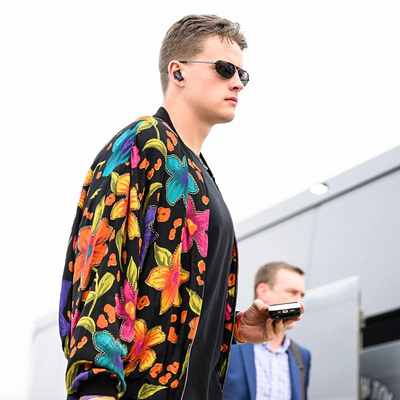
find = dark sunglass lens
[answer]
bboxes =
[238,70,249,86]
[215,61,236,79]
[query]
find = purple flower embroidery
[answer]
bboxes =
[139,206,159,268]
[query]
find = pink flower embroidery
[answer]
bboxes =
[115,280,138,342]
[182,196,209,257]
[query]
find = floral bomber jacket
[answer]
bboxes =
[59,115,239,399]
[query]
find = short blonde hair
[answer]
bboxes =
[159,14,247,95]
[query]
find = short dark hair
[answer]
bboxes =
[159,14,247,95]
[254,261,305,298]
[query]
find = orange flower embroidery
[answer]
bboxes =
[145,244,190,315]
[137,295,150,310]
[173,218,182,228]
[82,290,89,302]
[188,317,199,340]
[171,380,179,389]
[170,314,177,323]
[198,260,206,274]
[167,362,179,374]
[159,373,172,385]
[196,170,203,182]
[169,229,176,240]
[202,196,209,205]
[147,168,154,180]
[196,276,204,286]
[104,304,116,323]
[83,169,94,186]
[97,314,108,329]
[157,207,171,223]
[168,327,178,344]
[167,139,174,152]
[110,176,140,241]
[105,193,116,206]
[180,311,187,324]
[108,253,117,267]
[78,190,87,209]
[166,131,178,146]
[74,218,113,290]
[154,159,162,170]
[225,323,232,331]
[139,158,150,170]
[228,273,236,286]
[124,319,166,375]
[149,363,163,378]
[78,336,88,349]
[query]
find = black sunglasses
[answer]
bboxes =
[179,60,249,86]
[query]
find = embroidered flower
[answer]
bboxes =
[225,292,232,321]
[73,218,113,290]
[115,280,138,342]
[165,155,198,206]
[145,244,190,315]
[93,331,127,391]
[110,174,140,241]
[104,122,143,176]
[131,145,140,169]
[181,196,209,257]
[59,279,72,338]
[139,207,158,268]
[70,309,81,337]
[124,319,166,375]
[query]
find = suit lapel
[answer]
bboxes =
[239,343,257,400]
[288,348,301,400]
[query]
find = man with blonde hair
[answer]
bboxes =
[224,262,311,400]
[59,16,303,400]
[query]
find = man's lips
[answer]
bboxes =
[225,97,238,105]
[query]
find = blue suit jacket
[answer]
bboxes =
[223,341,311,400]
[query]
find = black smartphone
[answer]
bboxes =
[268,301,301,320]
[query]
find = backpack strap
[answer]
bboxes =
[289,341,305,400]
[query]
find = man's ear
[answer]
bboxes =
[168,61,184,86]
[256,283,271,299]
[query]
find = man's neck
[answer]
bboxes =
[162,99,212,155]
[268,333,285,352]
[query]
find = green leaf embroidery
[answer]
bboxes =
[92,195,106,233]
[228,286,236,297]
[137,383,167,399]
[143,182,163,216]
[76,316,96,334]
[154,243,172,267]
[186,288,202,316]
[115,228,124,269]
[110,172,119,194]
[142,138,167,158]
[90,188,102,200]
[97,272,115,297]
[85,291,96,304]
[220,359,228,377]
[179,344,191,380]
[126,257,139,290]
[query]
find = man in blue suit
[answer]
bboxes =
[223,262,311,400]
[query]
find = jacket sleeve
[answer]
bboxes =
[58,116,185,398]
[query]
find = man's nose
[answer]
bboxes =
[229,72,244,91]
